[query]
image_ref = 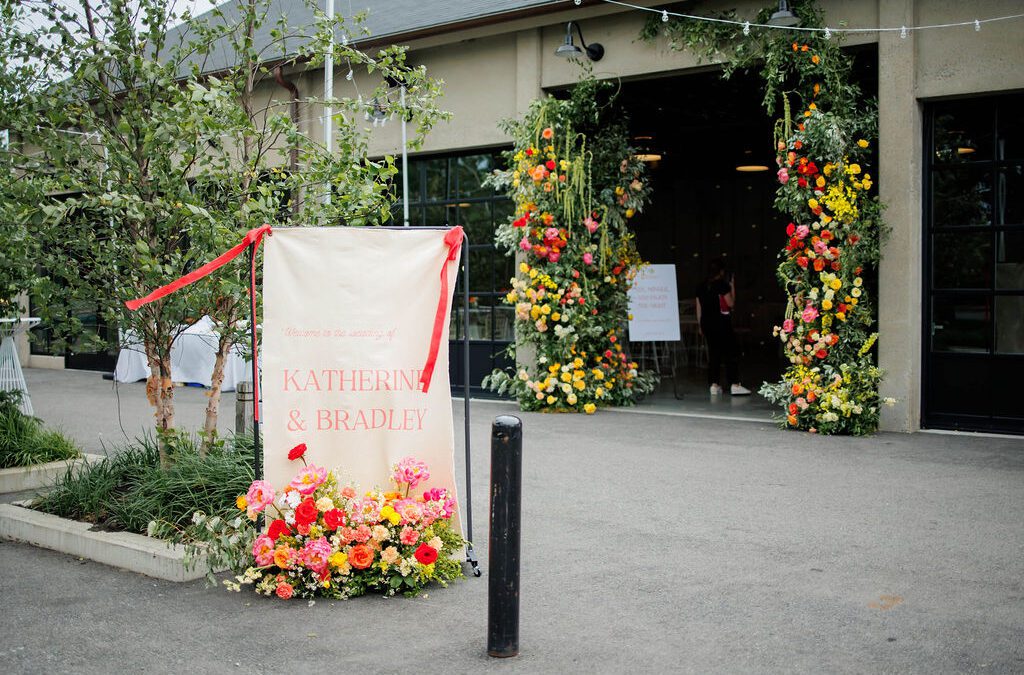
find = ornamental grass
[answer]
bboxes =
[0,390,80,469]
[33,431,253,534]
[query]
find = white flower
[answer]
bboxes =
[315,497,335,512]
[285,491,301,508]
[428,536,443,552]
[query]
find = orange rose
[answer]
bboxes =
[348,544,374,570]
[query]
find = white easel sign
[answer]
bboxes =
[628,264,680,342]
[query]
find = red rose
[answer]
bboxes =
[525,148,533,156]
[797,177,807,188]
[816,349,828,359]
[267,519,291,541]
[831,261,841,271]
[796,256,809,268]
[786,223,796,236]
[545,160,555,170]
[323,508,345,530]
[288,443,307,461]
[414,543,439,565]
[294,498,318,526]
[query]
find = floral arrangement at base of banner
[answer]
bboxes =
[644,2,893,434]
[482,72,659,413]
[153,444,465,600]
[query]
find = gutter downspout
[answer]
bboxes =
[274,65,301,220]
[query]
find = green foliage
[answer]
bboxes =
[33,432,254,533]
[0,390,81,469]
[483,69,658,412]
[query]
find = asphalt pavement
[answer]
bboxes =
[1,368,1022,673]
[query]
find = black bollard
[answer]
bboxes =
[487,415,522,658]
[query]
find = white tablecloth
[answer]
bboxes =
[114,316,253,391]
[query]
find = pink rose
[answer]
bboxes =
[548,252,560,263]
[802,304,819,323]
[583,253,593,265]
[289,465,327,495]
[544,227,559,240]
[252,534,275,567]
[584,217,599,234]
[782,319,795,333]
[777,167,789,184]
[245,480,275,514]
[795,225,810,239]
[519,237,532,251]
[300,537,333,575]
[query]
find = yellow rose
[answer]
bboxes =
[854,277,863,287]
[567,393,578,405]
[573,380,585,390]
[546,395,556,405]
[857,139,869,148]
[519,262,529,273]
[625,208,635,219]
[829,279,842,290]
[583,403,597,414]
[822,299,833,310]
[236,495,248,511]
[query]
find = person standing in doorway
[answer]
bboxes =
[696,259,751,396]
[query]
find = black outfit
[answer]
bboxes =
[696,278,739,388]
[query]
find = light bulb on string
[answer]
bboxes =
[823,26,831,39]
[574,0,581,4]
[742,21,750,36]
[899,25,908,38]
[975,19,981,31]
[662,10,669,22]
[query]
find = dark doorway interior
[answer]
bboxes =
[618,50,878,401]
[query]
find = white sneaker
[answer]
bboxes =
[709,383,723,396]
[730,384,752,396]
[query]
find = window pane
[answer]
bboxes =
[424,205,448,227]
[995,296,1024,353]
[997,165,1024,226]
[997,94,1024,161]
[456,154,498,200]
[468,248,493,293]
[459,202,494,245]
[932,296,991,353]
[933,231,990,289]
[933,100,994,162]
[424,158,450,202]
[933,167,992,227]
[996,230,1024,290]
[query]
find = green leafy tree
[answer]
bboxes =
[1,0,446,463]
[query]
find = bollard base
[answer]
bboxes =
[466,544,482,577]
[487,648,519,659]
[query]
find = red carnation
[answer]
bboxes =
[288,443,307,461]
[267,519,291,541]
[323,508,345,530]
[294,498,318,526]
[414,543,439,565]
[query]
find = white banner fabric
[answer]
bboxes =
[262,227,462,533]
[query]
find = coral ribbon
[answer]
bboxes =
[124,224,273,311]
[124,224,272,421]
[419,226,464,393]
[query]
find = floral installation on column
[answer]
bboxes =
[643,1,892,434]
[483,74,659,413]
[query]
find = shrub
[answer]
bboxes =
[0,390,81,469]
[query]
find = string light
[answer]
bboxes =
[742,21,750,36]
[823,26,831,39]
[574,0,582,5]
[598,0,1024,37]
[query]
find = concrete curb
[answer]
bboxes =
[0,453,105,494]
[0,501,213,582]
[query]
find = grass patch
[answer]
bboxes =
[0,390,81,469]
[32,431,254,535]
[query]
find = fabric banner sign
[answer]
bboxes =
[262,227,463,533]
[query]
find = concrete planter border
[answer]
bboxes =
[0,453,105,494]
[0,501,213,582]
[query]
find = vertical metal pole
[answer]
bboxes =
[401,85,410,227]
[487,415,522,658]
[248,244,261,482]
[323,0,334,206]
[462,236,479,575]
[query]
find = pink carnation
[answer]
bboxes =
[300,537,333,575]
[399,526,420,546]
[252,534,275,567]
[354,525,372,543]
[338,526,357,545]
[392,456,430,491]
[289,464,327,495]
[245,480,275,514]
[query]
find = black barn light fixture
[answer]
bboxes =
[767,0,800,27]
[555,21,604,61]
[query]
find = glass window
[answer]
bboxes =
[932,99,994,163]
[931,296,991,353]
[933,231,990,289]
[996,230,1024,290]
[997,165,1024,225]
[932,167,992,227]
[995,296,1024,354]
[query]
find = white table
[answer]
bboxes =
[0,317,41,415]
[114,316,253,391]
